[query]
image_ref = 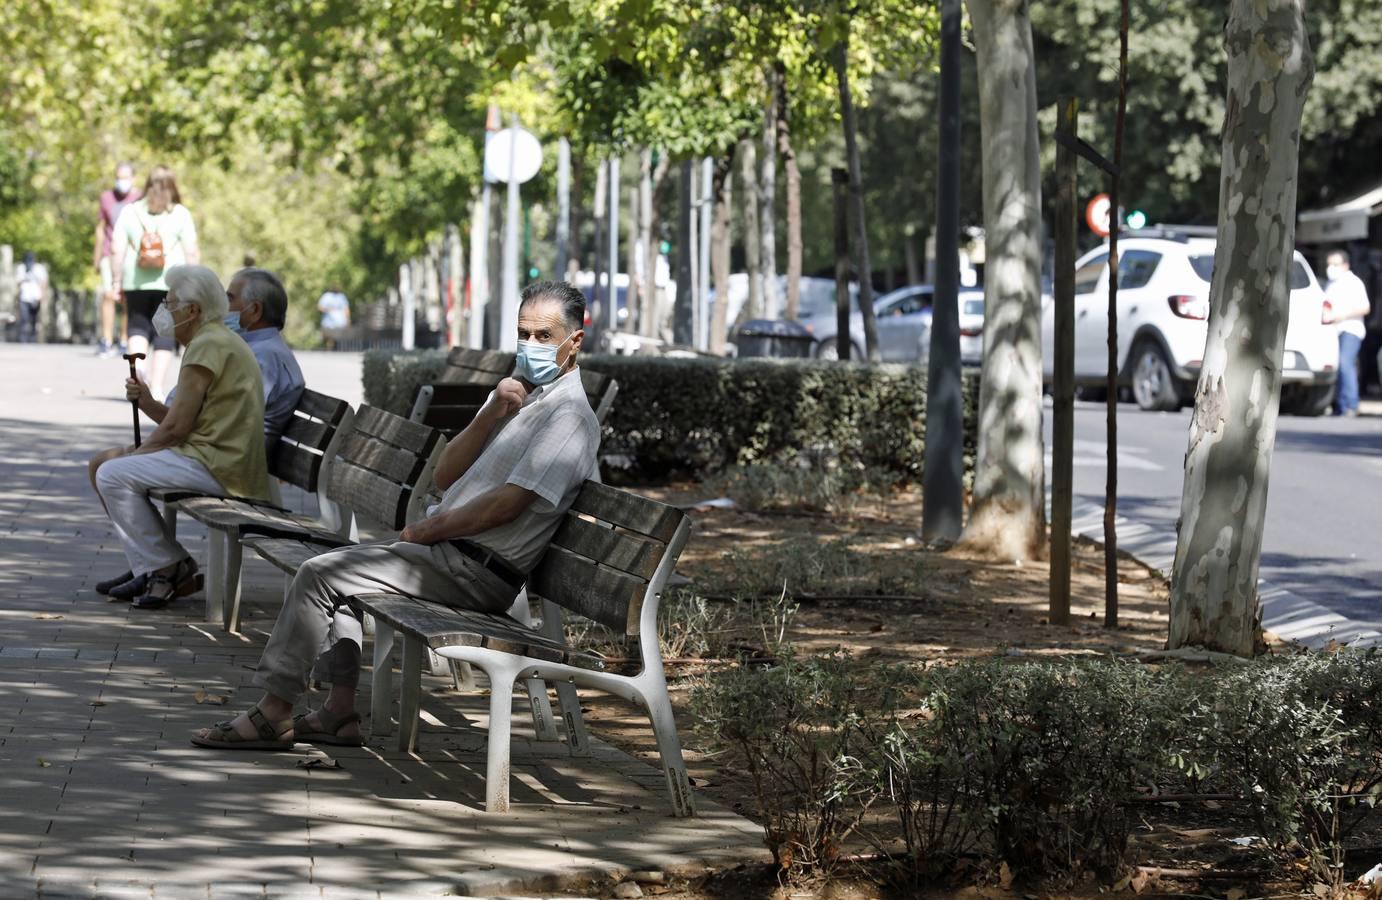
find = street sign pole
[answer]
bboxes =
[501,115,521,352]
[1050,97,1079,626]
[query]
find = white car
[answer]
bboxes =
[917,289,985,368]
[1041,231,1339,414]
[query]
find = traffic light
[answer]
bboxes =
[1125,209,1148,229]
[527,266,540,279]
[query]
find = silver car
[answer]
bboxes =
[917,289,985,368]
[806,284,935,361]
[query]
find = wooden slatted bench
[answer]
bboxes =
[150,390,355,627]
[350,480,696,817]
[183,406,444,631]
[409,348,620,437]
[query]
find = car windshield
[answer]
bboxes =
[796,284,851,319]
[1189,255,1312,290]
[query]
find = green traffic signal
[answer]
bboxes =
[1125,209,1148,229]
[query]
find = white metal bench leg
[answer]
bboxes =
[427,649,451,678]
[507,590,560,742]
[369,621,396,737]
[398,635,425,753]
[222,537,244,633]
[643,686,697,818]
[480,661,523,813]
[450,660,477,691]
[554,681,590,757]
[205,531,225,624]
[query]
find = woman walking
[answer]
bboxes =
[111,165,200,399]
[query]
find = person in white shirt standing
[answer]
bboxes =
[15,251,48,343]
[1323,249,1372,417]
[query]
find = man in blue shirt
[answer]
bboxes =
[224,268,307,453]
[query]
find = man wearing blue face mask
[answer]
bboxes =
[193,281,601,750]
[120,267,306,458]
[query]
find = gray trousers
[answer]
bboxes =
[254,540,518,704]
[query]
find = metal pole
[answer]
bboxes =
[1050,97,1079,626]
[555,138,571,282]
[922,0,965,542]
[832,168,852,361]
[607,152,620,334]
[674,159,694,345]
[400,261,415,350]
[447,223,464,348]
[468,190,490,348]
[699,157,713,352]
[500,114,521,352]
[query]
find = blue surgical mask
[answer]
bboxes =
[115,178,133,195]
[222,311,242,333]
[515,334,574,385]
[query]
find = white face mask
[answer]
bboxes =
[153,303,190,337]
[1327,265,1346,282]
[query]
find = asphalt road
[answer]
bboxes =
[1046,399,1382,629]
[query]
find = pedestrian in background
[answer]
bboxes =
[316,285,350,349]
[15,251,48,343]
[110,165,200,401]
[1324,249,1371,417]
[93,162,141,357]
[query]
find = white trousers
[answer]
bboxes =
[96,449,225,575]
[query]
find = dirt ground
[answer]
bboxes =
[564,483,1330,900]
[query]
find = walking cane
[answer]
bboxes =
[123,352,146,447]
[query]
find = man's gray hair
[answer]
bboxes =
[234,267,289,329]
[165,265,229,323]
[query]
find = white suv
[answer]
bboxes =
[1040,230,1339,415]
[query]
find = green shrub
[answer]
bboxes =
[690,652,906,873]
[361,351,979,485]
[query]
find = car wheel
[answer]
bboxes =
[1130,341,1182,412]
[814,340,861,361]
[1281,383,1333,417]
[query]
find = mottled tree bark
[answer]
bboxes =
[832,36,880,361]
[1169,0,1313,657]
[737,139,762,325]
[709,153,735,355]
[776,66,803,320]
[961,0,1046,560]
[760,72,781,320]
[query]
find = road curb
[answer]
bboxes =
[1068,499,1382,651]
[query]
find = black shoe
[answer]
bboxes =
[95,570,134,595]
[107,573,150,600]
[132,559,201,610]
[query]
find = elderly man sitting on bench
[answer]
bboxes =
[193,281,599,750]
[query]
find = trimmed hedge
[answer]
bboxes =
[362,350,979,483]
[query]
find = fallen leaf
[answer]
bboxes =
[193,690,228,705]
[998,861,1014,889]
[89,700,105,707]
[37,758,51,768]
[1130,869,1149,894]
[32,613,63,620]
[1226,889,1246,900]
[296,759,342,770]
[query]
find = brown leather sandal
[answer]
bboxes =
[191,706,295,751]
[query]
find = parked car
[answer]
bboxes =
[1040,229,1338,414]
[917,289,986,368]
[805,284,933,361]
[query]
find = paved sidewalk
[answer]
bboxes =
[0,346,764,898]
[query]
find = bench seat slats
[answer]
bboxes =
[569,482,683,544]
[279,415,333,450]
[327,459,412,530]
[269,443,324,493]
[155,490,287,514]
[176,497,348,543]
[528,545,649,635]
[351,594,606,671]
[440,348,516,379]
[293,389,351,423]
[240,535,341,575]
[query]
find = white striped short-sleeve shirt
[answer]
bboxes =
[429,368,600,573]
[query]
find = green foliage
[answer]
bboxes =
[711,460,906,515]
[361,352,980,485]
[692,650,1382,884]
[690,652,906,871]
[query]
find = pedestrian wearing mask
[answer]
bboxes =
[110,165,200,401]
[1323,249,1372,417]
[93,162,141,357]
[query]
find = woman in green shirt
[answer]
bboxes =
[111,165,200,402]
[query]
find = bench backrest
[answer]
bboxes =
[528,481,691,638]
[438,348,517,385]
[269,390,353,494]
[414,366,620,440]
[327,406,445,530]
